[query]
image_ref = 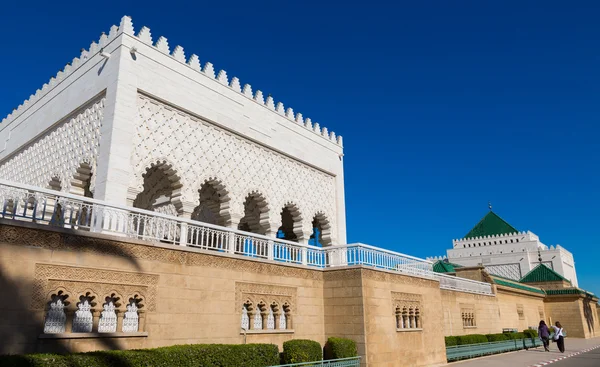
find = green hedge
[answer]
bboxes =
[0,344,279,367]
[323,337,357,360]
[445,336,458,347]
[504,332,526,340]
[456,334,488,345]
[282,339,322,364]
[523,329,538,339]
[486,333,509,342]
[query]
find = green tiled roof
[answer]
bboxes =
[520,264,571,284]
[432,260,463,273]
[464,211,519,239]
[545,289,596,298]
[492,277,546,295]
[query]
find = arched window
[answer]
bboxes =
[402,307,408,329]
[122,296,142,333]
[395,306,401,329]
[72,294,95,333]
[415,308,421,328]
[241,302,251,331]
[267,305,276,330]
[43,291,69,334]
[98,294,120,333]
[310,213,332,247]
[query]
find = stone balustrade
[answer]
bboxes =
[0,179,494,296]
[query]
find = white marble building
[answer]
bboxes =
[429,211,578,286]
[0,16,346,246]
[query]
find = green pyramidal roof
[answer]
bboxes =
[520,264,571,284]
[464,211,519,239]
[432,260,463,273]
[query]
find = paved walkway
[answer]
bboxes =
[448,337,600,367]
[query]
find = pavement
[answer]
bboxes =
[447,337,600,367]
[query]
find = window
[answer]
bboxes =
[393,292,423,332]
[240,298,292,333]
[461,306,476,328]
[44,291,68,334]
[517,304,525,320]
[98,295,119,333]
[72,295,94,333]
[43,291,145,335]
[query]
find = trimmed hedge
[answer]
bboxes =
[445,336,458,347]
[456,334,488,345]
[0,344,279,367]
[523,329,539,339]
[282,339,322,364]
[504,332,526,340]
[324,337,357,360]
[486,333,509,342]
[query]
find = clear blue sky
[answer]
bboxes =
[1,2,599,294]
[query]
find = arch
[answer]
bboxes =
[132,160,185,215]
[48,176,62,192]
[43,289,70,334]
[277,202,303,242]
[238,191,270,235]
[309,211,333,247]
[98,292,122,333]
[70,162,94,198]
[192,178,231,226]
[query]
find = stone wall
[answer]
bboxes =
[0,220,597,366]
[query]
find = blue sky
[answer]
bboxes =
[1,2,599,294]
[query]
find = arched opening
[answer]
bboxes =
[309,212,332,247]
[192,179,230,226]
[235,192,269,257]
[131,162,183,243]
[70,162,94,198]
[277,203,302,242]
[48,176,62,192]
[238,192,269,235]
[133,163,182,216]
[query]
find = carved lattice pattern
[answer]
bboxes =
[133,95,337,240]
[122,302,139,333]
[241,305,250,330]
[485,264,522,280]
[253,310,263,330]
[267,307,275,330]
[43,296,67,334]
[72,299,93,333]
[0,98,105,191]
[98,300,118,333]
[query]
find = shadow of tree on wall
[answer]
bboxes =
[583,297,595,334]
[0,222,146,367]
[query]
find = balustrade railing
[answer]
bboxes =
[0,179,494,295]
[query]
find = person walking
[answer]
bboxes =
[538,320,550,351]
[551,321,566,353]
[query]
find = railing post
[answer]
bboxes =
[227,232,236,254]
[268,240,274,261]
[301,248,307,265]
[179,222,188,246]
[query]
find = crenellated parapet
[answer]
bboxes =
[0,16,341,147]
[0,17,132,128]
[452,231,538,248]
[130,19,342,146]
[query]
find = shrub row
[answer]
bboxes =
[0,344,280,367]
[445,330,537,347]
[0,338,358,367]
[523,329,539,339]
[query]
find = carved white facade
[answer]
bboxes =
[0,15,346,244]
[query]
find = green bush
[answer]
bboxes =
[523,329,538,339]
[486,333,509,342]
[444,336,458,347]
[323,337,357,360]
[504,332,526,340]
[0,344,280,367]
[456,334,488,345]
[282,339,322,364]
